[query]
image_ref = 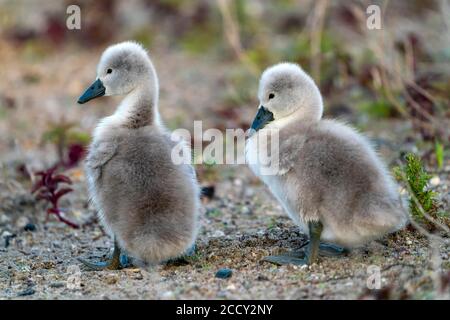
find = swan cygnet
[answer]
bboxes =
[77,42,200,269]
[246,63,408,265]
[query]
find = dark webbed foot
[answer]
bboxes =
[78,239,129,270]
[263,244,347,266]
[263,252,309,266]
[263,221,346,266]
[317,243,347,257]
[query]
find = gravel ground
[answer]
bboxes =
[0,162,449,300]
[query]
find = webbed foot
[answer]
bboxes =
[263,221,327,266]
[317,243,347,257]
[78,239,129,270]
[263,243,347,266]
[263,251,309,266]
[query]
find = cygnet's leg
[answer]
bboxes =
[78,239,125,270]
[306,221,322,264]
[264,221,325,266]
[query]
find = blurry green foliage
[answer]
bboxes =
[0,105,7,120]
[132,29,154,49]
[222,68,258,106]
[359,99,395,119]
[22,40,50,62]
[246,46,277,70]
[159,0,185,7]
[180,25,220,54]
[166,115,185,131]
[281,34,310,65]
[42,124,90,146]
[206,208,222,218]
[42,121,90,163]
[435,141,444,170]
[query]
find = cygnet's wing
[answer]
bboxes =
[277,134,305,175]
[86,141,118,180]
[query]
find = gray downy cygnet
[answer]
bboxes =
[77,41,200,269]
[246,63,408,265]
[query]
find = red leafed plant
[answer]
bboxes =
[31,166,79,228]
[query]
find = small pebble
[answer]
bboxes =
[0,214,11,224]
[133,273,144,280]
[105,274,119,285]
[161,291,175,299]
[200,186,215,200]
[215,268,232,279]
[256,275,269,281]
[212,230,225,238]
[49,282,65,288]
[24,223,36,232]
[226,284,236,290]
[430,176,440,186]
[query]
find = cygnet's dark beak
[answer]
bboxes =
[77,79,106,104]
[249,106,274,133]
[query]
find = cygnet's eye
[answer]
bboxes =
[107,68,113,74]
[268,93,275,100]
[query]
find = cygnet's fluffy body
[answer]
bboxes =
[246,63,407,251]
[79,42,199,265]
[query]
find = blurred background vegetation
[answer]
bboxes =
[0,0,449,188]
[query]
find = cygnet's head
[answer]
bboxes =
[78,41,158,104]
[250,63,323,132]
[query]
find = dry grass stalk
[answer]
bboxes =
[216,0,260,76]
[308,0,328,84]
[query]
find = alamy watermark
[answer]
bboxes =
[170,121,280,175]
[66,5,81,30]
[65,4,382,31]
[366,4,382,30]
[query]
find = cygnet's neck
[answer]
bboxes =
[116,81,160,129]
[267,104,323,130]
[93,80,160,140]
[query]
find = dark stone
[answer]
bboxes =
[49,282,65,288]
[215,268,232,279]
[24,223,36,232]
[200,185,215,200]
[257,275,269,281]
